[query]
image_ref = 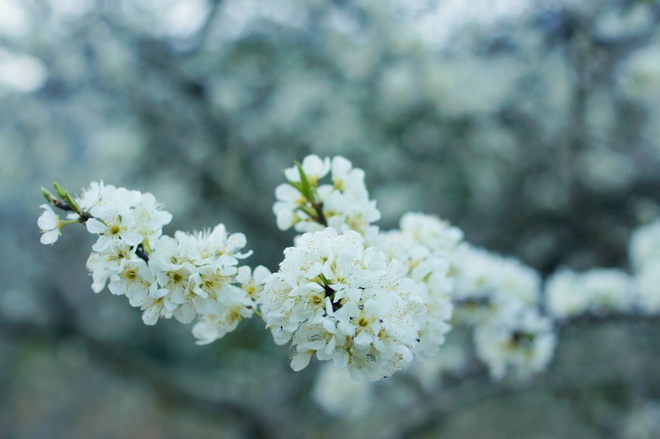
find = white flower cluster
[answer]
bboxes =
[269,163,462,381]
[39,182,268,344]
[273,155,381,242]
[630,220,660,313]
[545,268,634,319]
[261,228,427,381]
[53,155,660,389]
[448,243,555,380]
[271,157,556,383]
[78,181,172,252]
[453,243,541,316]
[544,220,660,319]
[377,213,460,358]
[474,303,556,380]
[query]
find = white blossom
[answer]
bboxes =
[191,284,255,344]
[38,204,60,245]
[107,256,157,305]
[544,269,588,319]
[86,210,144,252]
[635,262,660,314]
[452,244,541,324]
[73,182,173,252]
[545,268,634,319]
[86,245,136,293]
[261,228,427,381]
[75,181,114,212]
[284,154,330,185]
[474,303,556,380]
[273,155,381,242]
[312,363,372,417]
[378,230,454,358]
[144,225,253,327]
[236,264,271,303]
[130,192,173,243]
[57,181,257,340]
[618,45,660,103]
[409,341,467,390]
[376,212,466,356]
[629,219,660,272]
[397,212,464,256]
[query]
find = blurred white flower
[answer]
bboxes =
[545,268,634,319]
[595,3,653,39]
[398,212,464,256]
[451,244,541,324]
[474,303,555,380]
[618,45,660,103]
[630,219,660,272]
[409,341,467,390]
[424,57,521,116]
[623,401,660,439]
[312,363,372,417]
[578,148,636,192]
[0,49,47,93]
[635,262,660,315]
[544,269,588,319]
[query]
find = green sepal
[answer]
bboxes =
[295,204,317,219]
[295,161,315,202]
[41,187,58,204]
[53,181,83,215]
[64,191,82,215]
[285,178,304,194]
[53,182,67,200]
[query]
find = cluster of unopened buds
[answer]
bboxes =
[39,155,660,390]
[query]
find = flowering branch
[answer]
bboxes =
[37,154,660,390]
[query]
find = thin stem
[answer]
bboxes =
[49,199,92,222]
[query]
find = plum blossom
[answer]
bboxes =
[38,204,60,245]
[273,155,381,242]
[312,363,373,417]
[261,228,428,381]
[474,303,556,380]
[545,268,634,319]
